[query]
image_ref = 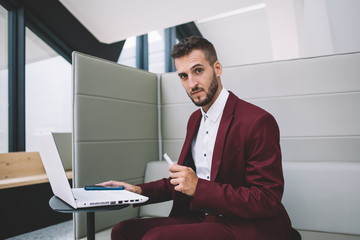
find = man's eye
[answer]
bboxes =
[195,68,203,74]
[179,74,188,79]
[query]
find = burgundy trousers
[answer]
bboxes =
[111,216,238,240]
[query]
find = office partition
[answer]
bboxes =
[72,52,158,238]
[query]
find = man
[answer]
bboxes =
[101,36,301,240]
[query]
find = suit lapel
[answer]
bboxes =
[210,92,237,181]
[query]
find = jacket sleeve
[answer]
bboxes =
[138,177,173,204]
[189,113,284,219]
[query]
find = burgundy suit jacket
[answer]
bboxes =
[140,92,300,240]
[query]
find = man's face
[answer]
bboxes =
[174,49,222,112]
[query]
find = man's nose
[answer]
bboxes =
[188,76,198,88]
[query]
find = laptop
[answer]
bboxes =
[37,132,148,209]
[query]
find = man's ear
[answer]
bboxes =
[214,61,222,77]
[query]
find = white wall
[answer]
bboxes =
[25,56,72,151]
[0,5,7,153]
[0,69,8,152]
[196,0,360,67]
[197,7,273,67]
[326,0,360,54]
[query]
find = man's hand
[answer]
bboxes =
[169,164,198,196]
[98,180,142,194]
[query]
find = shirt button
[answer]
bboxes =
[204,153,206,157]
[207,176,210,180]
[206,131,208,134]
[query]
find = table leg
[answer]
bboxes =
[87,212,95,240]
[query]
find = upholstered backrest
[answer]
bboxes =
[160,52,360,236]
[222,53,360,235]
[72,52,159,238]
[139,161,173,217]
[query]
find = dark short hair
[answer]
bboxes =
[171,36,218,65]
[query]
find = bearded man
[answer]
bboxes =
[101,36,301,240]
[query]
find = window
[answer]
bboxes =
[118,30,166,73]
[148,30,165,73]
[0,5,8,153]
[118,36,136,68]
[25,28,71,151]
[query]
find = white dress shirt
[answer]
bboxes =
[191,88,229,180]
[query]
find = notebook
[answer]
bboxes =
[36,132,148,209]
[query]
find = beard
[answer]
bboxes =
[188,71,219,107]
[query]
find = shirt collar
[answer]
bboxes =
[201,88,229,122]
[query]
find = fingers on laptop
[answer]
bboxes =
[98,181,142,194]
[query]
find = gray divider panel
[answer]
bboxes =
[161,52,360,236]
[72,52,158,239]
